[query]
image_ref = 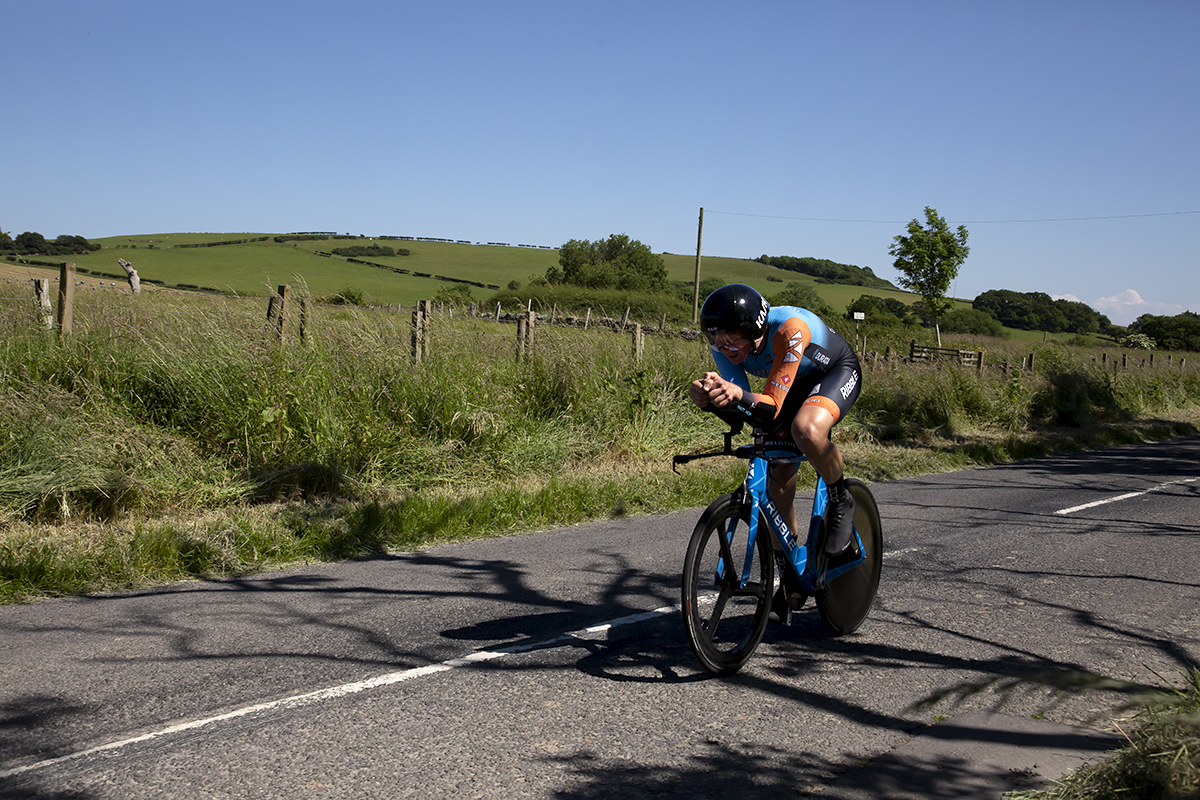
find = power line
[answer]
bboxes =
[707,209,1200,224]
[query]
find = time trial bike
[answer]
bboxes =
[673,420,883,675]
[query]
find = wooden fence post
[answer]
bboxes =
[34,279,54,329]
[584,309,592,330]
[411,305,423,362]
[412,299,430,362]
[495,302,502,321]
[620,307,630,330]
[976,350,985,375]
[57,263,76,335]
[118,258,141,294]
[525,308,535,357]
[631,323,643,363]
[266,284,290,344]
[516,317,527,362]
[299,297,309,344]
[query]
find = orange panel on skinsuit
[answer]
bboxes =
[802,394,841,423]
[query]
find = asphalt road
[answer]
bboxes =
[2,437,1199,799]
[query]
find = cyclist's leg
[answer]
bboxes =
[766,461,799,536]
[789,359,862,554]
[790,404,842,486]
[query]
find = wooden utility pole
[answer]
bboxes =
[692,207,704,324]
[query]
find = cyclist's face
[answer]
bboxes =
[708,331,758,364]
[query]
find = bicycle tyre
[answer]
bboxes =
[816,478,883,635]
[681,494,774,676]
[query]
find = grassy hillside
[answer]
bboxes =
[5,233,562,307]
[5,231,1007,334]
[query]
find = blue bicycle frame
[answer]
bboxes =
[720,449,864,595]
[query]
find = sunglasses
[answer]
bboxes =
[707,334,754,353]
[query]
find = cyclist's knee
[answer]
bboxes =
[791,412,833,450]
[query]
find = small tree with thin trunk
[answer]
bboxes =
[889,206,969,345]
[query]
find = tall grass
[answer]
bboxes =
[1,283,1198,599]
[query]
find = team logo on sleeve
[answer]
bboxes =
[784,331,804,363]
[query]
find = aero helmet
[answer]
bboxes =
[700,284,770,345]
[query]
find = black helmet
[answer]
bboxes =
[700,284,770,344]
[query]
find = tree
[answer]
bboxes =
[973,289,1107,335]
[888,207,969,343]
[847,294,914,328]
[551,234,668,293]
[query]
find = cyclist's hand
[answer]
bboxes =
[695,372,742,408]
[689,374,715,408]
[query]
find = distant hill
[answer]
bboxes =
[3,231,915,316]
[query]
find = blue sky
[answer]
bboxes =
[4,0,1196,325]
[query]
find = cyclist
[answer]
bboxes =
[689,283,863,573]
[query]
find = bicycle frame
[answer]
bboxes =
[679,422,882,673]
[712,438,864,597]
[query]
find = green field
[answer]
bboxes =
[12,232,1085,341]
[17,232,930,313]
[51,233,563,307]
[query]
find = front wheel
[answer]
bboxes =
[816,478,883,635]
[681,494,774,676]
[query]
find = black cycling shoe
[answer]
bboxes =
[824,482,857,555]
[824,540,862,572]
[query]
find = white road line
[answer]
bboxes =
[0,604,679,780]
[1055,477,1198,515]
[3,543,913,780]
[883,547,919,559]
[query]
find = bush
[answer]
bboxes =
[330,244,405,258]
[486,285,691,325]
[941,307,1007,337]
[552,234,669,293]
[847,295,914,329]
[321,286,367,305]
[1120,333,1156,350]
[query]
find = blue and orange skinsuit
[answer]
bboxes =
[710,306,861,457]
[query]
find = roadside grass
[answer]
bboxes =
[2,279,1198,799]
[3,280,1198,603]
[991,667,1200,799]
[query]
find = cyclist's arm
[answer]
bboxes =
[752,317,810,414]
[699,322,809,427]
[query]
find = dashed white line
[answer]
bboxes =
[1054,477,1198,515]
